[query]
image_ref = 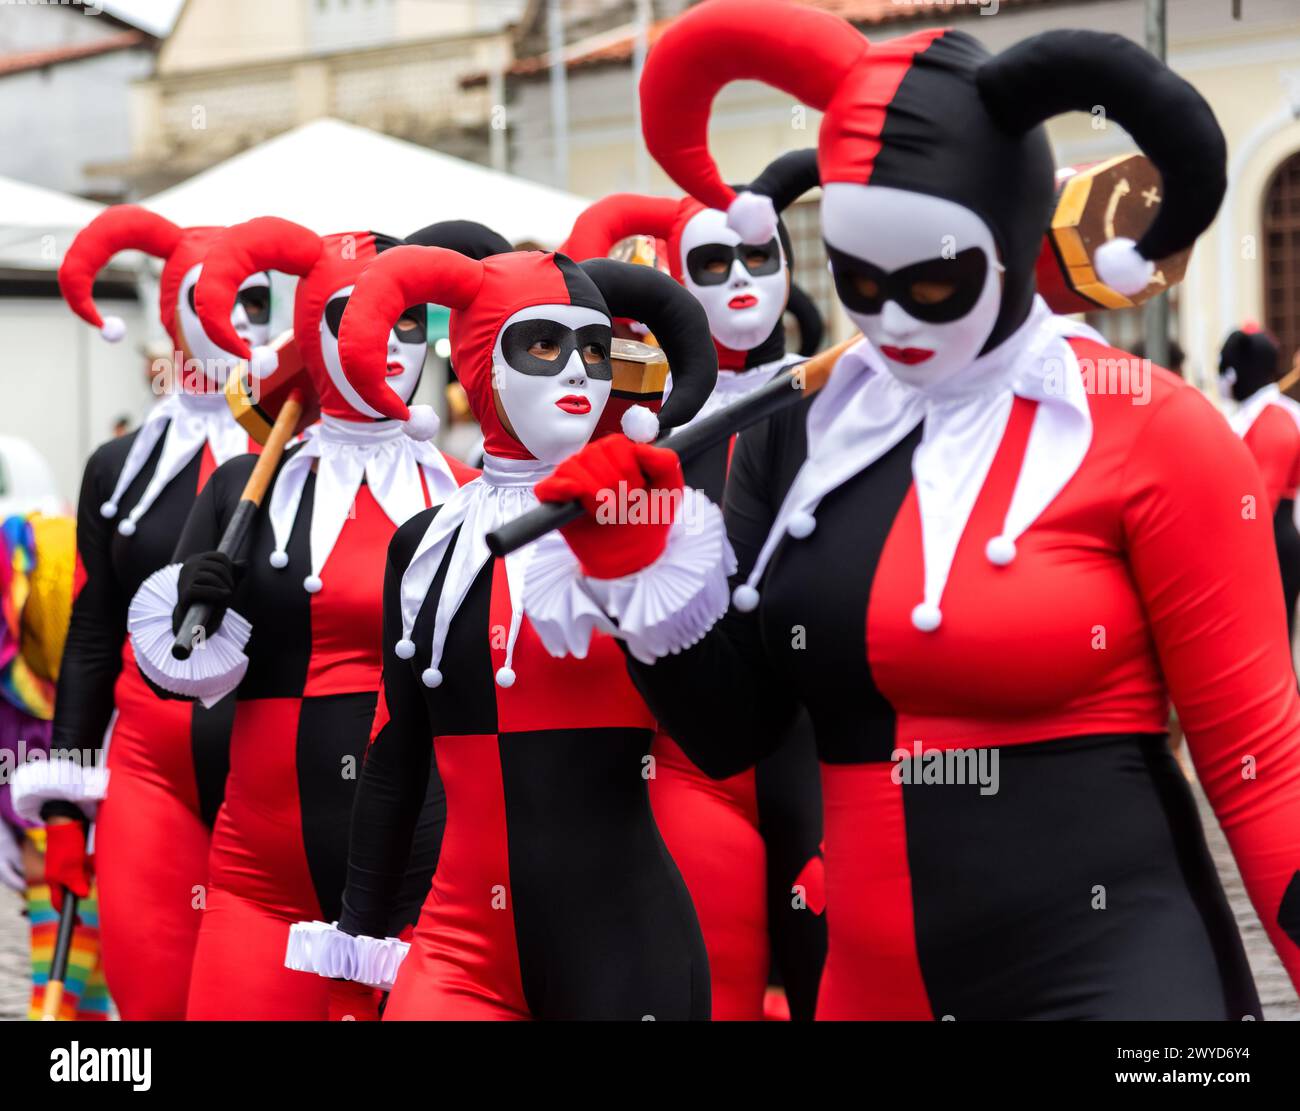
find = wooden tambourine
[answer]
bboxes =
[593,337,671,440]
[1037,152,1191,314]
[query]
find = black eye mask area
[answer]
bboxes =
[235,282,271,325]
[188,278,272,325]
[685,238,782,286]
[827,244,990,324]
[393,303,428,345]
[324,296,427,343]
[499,318,613,380]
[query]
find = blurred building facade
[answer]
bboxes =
[115,0,527,193]
[0,1,159,200]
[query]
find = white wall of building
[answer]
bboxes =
[0,296,153,507]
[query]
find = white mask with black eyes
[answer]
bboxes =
[491,303,613,463]
[679,207,788,353]
[320,283,429,417]
[822,183,1004,394]
[178,264,272,386]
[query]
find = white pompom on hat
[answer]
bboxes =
[620,404,660,444]
[1093,237,1155,297]
[249,345,279,378]
[726,191,779,245]
[402,404,441,441]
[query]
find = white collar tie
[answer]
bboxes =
[265,414,460,592]
[733,298,1100,633]
[394,453,553,689]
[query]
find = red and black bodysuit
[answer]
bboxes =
[526,1,1300,1019]
[1223,327,1300,639]
[294,244,718,1019]
[132,218,480,1019]
[11,206,265,1020]
[559,158,828,1020]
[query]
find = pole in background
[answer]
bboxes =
[1143,0,1172,369]
[632,0,652,192]
[547,0,570,191]
[489,62,508,173]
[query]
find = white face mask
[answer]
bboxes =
[679,207,788,354]
[1217,366,1237,402]
[492,303,613,463]
[320,283,428,417]
[177,265,272,386]
[822,183,1004,393]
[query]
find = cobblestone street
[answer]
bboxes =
[1,776,1296,1021]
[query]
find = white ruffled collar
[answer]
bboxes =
[672,351,804,432]
[734,298,1100,632]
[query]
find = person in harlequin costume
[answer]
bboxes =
[128,218,489,1020]
[522,0,1300,1019]
[285,243,718,1021]
[10,206,270,1020]
[560,153,827,1021]
[1221,325,1300,640]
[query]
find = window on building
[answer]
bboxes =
[1264,150,1300,377]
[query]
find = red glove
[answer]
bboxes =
[44,819,92,913]
[328,979,382,1021]
[536,435,684,580]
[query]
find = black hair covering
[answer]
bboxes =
[404,219,514,259]
[579,257,718,430]
[1221,329,1282,403]
[786,282,825,357]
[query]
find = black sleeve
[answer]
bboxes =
[50,443,130,754]
[625,407,805,779]
[337,514,437,939]
[171,453,252,563]
[755,710,826,1022]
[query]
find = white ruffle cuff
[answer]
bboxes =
[523,486,736,665]
[284,920,410,991]
[128,563,252,707]
[11,756,110,824]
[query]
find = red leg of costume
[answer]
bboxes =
[649,735,767,1020]
[184,698,328,1021]
[186,887,328,1020]
[93,657,213,1020]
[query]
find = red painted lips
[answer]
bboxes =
[385,361,405,377]
[880,345,935,366]
[556,395,591,414]
[728,293,758,310]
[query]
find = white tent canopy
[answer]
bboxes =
[142,119,590,246]
[0,175,106,270]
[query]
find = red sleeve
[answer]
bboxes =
[1241,404,1300,514]
[1122,383,1300,987]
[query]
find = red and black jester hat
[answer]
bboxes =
[639,0,1227,352]
[58,204,223,350]
[337,247,717,460]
